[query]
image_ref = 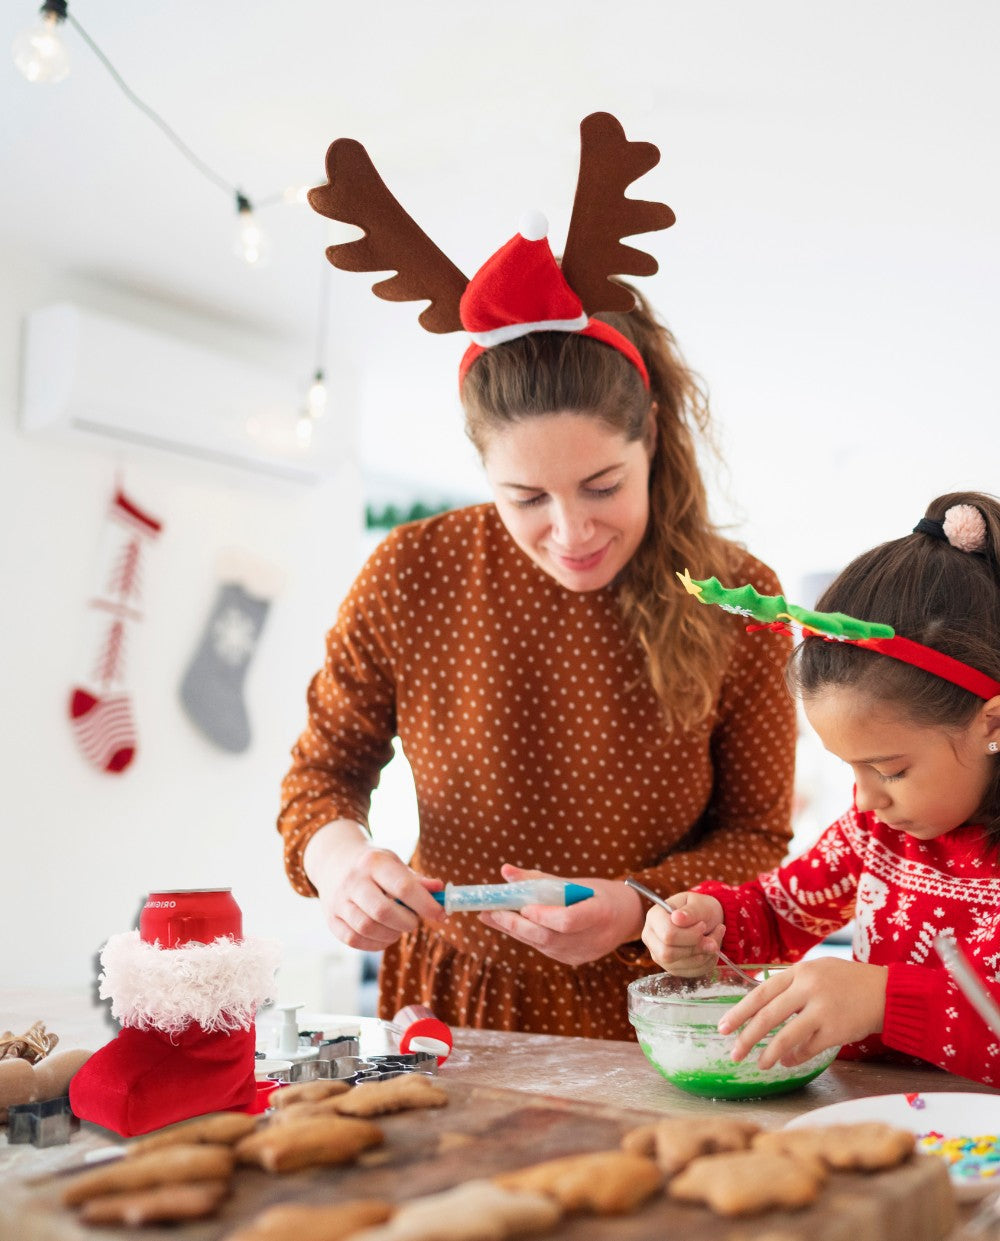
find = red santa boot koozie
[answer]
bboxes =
[69,929,279,1136]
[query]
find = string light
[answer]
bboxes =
[307,371,328,420]
[12,0,329,444]
[234,192,270,267]
[296,262,333,446]
[12,1,70,84]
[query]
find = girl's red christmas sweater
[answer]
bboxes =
[697,807,1000,1087]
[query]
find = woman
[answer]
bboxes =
[278,115,796,1039]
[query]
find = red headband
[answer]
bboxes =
[751,623,1000,700]
[307,113,674,391]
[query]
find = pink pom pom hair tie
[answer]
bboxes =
[913,504,988,554]
[943,504,988,552]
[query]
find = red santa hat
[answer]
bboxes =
[457,211,649,388]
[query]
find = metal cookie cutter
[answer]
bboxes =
[267,1051,438,1086]
[350,1053,439,1083]
[367,1053,438,1074]
[267,1056,370,1084]
[7,1095,80,1147]
[315,1033,361,1060]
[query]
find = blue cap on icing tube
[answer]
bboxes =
[563,883,595,905]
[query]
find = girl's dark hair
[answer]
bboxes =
[460,284,741,727]
[787,490,1000,844]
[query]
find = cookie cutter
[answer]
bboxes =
[7,1095,80,1147]
[315,1033,361,1060]
[267,1051,438,1085]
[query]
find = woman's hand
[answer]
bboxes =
[640,891,726,976]
[476,864,646,967]
[719,957,888,1069]
[303,820,445,952]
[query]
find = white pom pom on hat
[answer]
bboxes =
[942,504,987,553]
[518,209,549,242]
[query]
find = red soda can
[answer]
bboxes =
[139,888,242,948]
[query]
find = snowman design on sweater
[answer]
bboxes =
[697,805,1000,1087]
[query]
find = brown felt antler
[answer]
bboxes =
[308,138,468,334]
[560,112,676,315]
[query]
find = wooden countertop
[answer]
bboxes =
[3,988,998,1239]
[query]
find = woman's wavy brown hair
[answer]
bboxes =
[788,491,1000,845]
[460,285,741,728]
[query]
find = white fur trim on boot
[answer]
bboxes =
[98,931,280,1036]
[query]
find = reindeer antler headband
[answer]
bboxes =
[307,112,675,389]
[677,570,1000,701]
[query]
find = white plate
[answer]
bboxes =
[786,1092,1000,1200]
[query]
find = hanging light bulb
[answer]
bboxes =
[234,191,270,266]
[13,0,70,83]
[306,368,327,420]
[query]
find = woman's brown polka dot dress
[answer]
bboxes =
[279,505,796,1040]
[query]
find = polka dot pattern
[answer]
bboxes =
[279,505,796,1039]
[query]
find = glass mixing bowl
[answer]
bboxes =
[627,965,839,1099]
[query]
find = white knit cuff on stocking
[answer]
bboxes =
[98,931,280,1036]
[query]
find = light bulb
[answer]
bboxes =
[13,6,70,84]
[306,370,327,420]
[234,193,270,266]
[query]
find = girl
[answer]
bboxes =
[642,492,1000,1086]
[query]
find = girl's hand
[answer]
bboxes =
[304,820,445,952]
[476,864,646,967]
[719,957,888,1069]
[640,891,726,976]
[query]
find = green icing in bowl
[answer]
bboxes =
[627,970,839,1100]
[637,1039,832,1099]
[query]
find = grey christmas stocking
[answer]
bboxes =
[179,555,281,753]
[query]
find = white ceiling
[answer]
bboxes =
[4,1,1000,515]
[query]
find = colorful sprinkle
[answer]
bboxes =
[905,1092,925,1109]
[918,1132,1000,1183]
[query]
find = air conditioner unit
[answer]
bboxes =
[19,302,339,484]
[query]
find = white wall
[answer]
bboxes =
[0,244,367,1011]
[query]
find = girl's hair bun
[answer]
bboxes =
[942,504,987,553]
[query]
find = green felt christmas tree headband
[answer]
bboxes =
[677,569,1000,701]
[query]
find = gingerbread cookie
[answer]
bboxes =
[332,1074,448,1117]
[235,1114,383,1173]
[494,1149,662,1214]
[269,1078,351,1108]
[622,1116,761,1174]
[127,1110,259,1153]
[668,1149,826,1216]
[62,1143,235,1206]
[77,1179,230,1225]
[753,1122,916,1171]
[350,1179,561,1240]
[269,1097,360,1124]
[226,1198,395,1241]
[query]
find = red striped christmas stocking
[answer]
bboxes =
[68,488,162,774]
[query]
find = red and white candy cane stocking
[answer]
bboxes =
[68,488,162,775]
